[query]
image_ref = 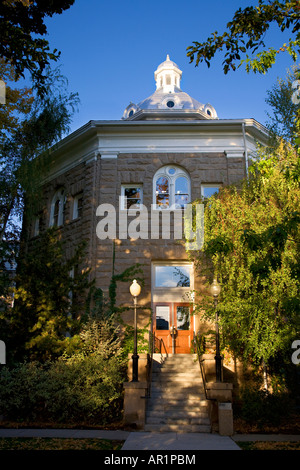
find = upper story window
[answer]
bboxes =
[201,184,220,199]
[72,192,83,220]
[121,184,143,210]
[32,213,42,237]
[49,188,65,227]
[153,165,190,209]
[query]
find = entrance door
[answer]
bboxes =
[154,303,193,354]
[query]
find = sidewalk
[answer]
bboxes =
[0,428,299,450]
[0,428,240,450]
[121,432,241,450]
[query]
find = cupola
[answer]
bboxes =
[122,55,218,121]
[154,54,182,93]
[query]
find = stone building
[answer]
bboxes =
[29,55,268,356]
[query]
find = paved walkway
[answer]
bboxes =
[122,432,241,450]
[0,428,299,450]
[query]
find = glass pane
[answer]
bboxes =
[155,265,190,287]
[156,177,169,208]
[156,306,169,330]
[125,187,141,199]
[126,198,141,209]
[156,177,169,194]
[175,194,189,208]
[156,194,169,207]
[175,176,188,194]
[202,186,219,198]
[53,199,60,226]
[176,306,190,330]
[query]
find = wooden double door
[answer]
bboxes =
[154,302,193,354]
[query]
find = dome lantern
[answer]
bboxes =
[154,54,182,93]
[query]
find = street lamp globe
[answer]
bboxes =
[210,278,221,297]
[130,279,141,298]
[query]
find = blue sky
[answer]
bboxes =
[44,0,296,134]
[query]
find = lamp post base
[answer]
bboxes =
[131,353,139,382]
[215,354,222,382]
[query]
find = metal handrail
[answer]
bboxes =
[146,331,168,398]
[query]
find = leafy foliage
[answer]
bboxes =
[0,0,75,93]
[0,318,127,425]
[236,386,293,426]
[265,65,300,144]
[187,0,300,74]
[85,241,150,357]
[2,228,91,363]
[190,142,300,373]
[0,65,79,243]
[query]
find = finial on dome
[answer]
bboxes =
[166,54,170,60]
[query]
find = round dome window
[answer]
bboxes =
[166,100,175,108]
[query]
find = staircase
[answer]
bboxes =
[145,354,211,432]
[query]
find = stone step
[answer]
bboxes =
[144,423,211,433]
[152,368,201,374]
[147,409,209,418]
[148,400,208,413]
[146,354,211,433]
[151,377,201,384]
[150,385,205,392]
[156,361,199,369]
[146,417,210,426]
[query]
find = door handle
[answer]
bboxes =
[170,326,177,337]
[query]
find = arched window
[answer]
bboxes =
[153,165,190,209]
[50,188,66,227]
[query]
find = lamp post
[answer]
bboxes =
[210,278,222,382]
[129,279,141,382]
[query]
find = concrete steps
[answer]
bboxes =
[145,354,211,433]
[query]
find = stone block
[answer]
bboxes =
[123,381,148,430]
[218,402,234,436]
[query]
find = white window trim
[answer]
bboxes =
[49,189,66,227]
[120,184,143,210]
[153,165,191,210]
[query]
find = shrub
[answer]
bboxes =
[236,386,293,427]
[0,318,128,425]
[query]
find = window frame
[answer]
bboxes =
[49,188,66,228]
[153,165,191,210]
[120,184,143,210]
[32,214,42,237]
[72,192,83,220]
[200,184,221,200]
[152,262,193,291]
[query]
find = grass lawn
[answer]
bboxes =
[236,441,300,450]
[0,437,124,450]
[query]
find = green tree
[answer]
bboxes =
[187,0,300,74]
[3,228,91,362]
[187,1,300,150]
[265,65,300,144]
[191,142,299,385]
[0,58,33,145]
[0,0,75,94]
[0,65,79,243]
